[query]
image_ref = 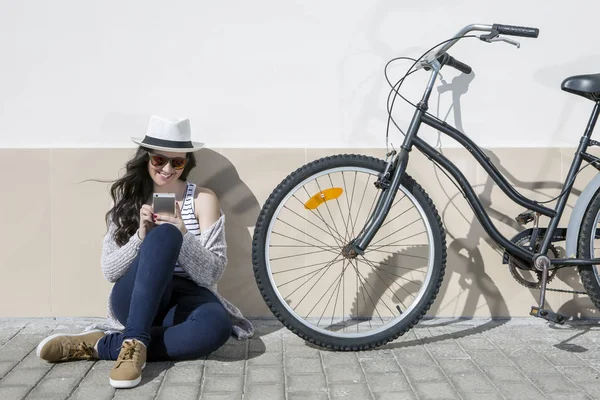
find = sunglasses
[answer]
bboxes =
[147,152,188,170]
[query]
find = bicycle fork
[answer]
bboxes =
[345,63,440,257]
[344,148,410,257]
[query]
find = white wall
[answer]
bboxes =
[0,0,598,148]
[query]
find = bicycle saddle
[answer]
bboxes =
[561,73,600,101]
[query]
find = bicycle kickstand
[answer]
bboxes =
[529,258,567,324]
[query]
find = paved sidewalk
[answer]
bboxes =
[1,318,600,399]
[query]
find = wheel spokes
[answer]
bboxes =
[266,164,433,337]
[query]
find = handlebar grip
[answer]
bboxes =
[494,24,539,38]
[444,54,472,74]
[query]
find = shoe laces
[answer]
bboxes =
[118,340,140,363]
[68,342,95,360]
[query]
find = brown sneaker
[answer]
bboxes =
[109,339,147,389]
[36,330,104,362]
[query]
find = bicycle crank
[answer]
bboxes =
[507,236,558,289]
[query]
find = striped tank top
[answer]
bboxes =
[174,182,201,278]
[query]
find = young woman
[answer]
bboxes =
[36,116,253,389]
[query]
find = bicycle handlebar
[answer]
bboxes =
[442,54,472,74]
[494,24,539,38]
[418,23,540,73]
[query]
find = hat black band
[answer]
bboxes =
[141,136,193,149]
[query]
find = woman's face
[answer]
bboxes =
[147,150,188,186]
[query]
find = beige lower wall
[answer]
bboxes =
[0,147,598,319]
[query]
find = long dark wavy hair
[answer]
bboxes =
[106,146,197,246]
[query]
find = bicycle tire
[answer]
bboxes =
[577,188,600,310]
[252,154,447,350]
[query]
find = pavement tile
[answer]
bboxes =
[480,365,530,382]
[156,384,200,400]
[356,349,395,360]
[245,365,284,384]
[287,373,328,392]
[403,365,447,383]
[0,385,32,400]
[26,376,82,398]
[284,345,321,359]
[45,360,92,378]
[112,392,159,400]
[164,363,203,384]
[19,351,54,369]
[447,372,498,393]
[329,383,372,398]
[244,383,285,400]
[208,342,247,360]
[494,381,547,400]
[556,365,600,382]
[373,392,417,400]
[285,356,323,374]
[458,392,504,400]
[248,351,283,366]
[544,392,593,400]
[0,367,49,385]
[249,337,283,354]
[539,350,589,367]
[325,365,365,383]
[412,381,460,399]
[455,337,493,350]
[202,374,245,392]
[436,358,481,375]
[426,342,470,359]
[287,392,329,400]
[321,351,359,366]
[205,359,245,375]
[527,374,586,394]
[360,358,402,373]
[200,393,243,400]
[393,347,436,367]
[468,349,515,367]
[70,384,115,400]
[0,360,17,378]
[366,372,412,392]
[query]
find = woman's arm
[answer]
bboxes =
[100,220,142,283]
[177,189,227,288]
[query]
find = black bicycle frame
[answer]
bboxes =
[352,64,600,267]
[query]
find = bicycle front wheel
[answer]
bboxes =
[252,154,447,350]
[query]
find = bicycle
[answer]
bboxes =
[251,23,600,350]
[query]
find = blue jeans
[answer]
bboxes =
[96,224,233,361]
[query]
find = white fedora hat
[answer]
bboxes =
[131,115,205,153]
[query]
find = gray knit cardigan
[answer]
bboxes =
[85,211,254,340]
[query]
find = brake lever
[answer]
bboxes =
[478,33,521,49]
[489,36,521,48]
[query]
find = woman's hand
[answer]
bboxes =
[139,204,154,240]
[154,204,188,236]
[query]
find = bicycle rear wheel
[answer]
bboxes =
[252,154,447,350]
[577,188,600,310]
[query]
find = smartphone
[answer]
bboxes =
[153,193,176,217]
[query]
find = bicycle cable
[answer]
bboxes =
[536,162,592,204]
[382,34,481,216]
[383,34,479,149]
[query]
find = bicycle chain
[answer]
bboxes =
[545,287,588,295]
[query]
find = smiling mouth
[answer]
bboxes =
[159,172,174,179]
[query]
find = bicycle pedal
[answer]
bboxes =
[516,211,535,225]
[530,306,567,324]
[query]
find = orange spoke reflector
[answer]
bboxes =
[304,188,343,209]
